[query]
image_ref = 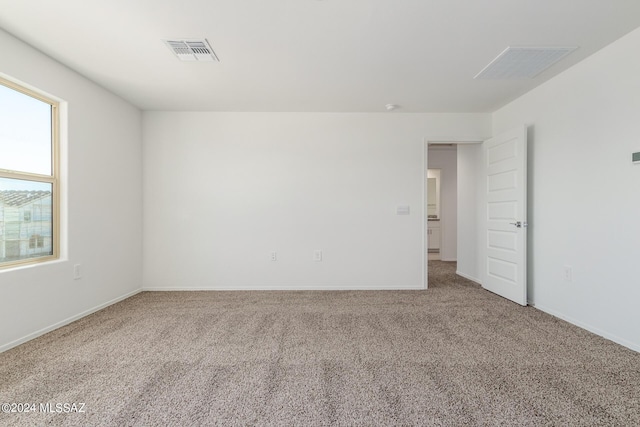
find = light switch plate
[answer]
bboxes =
[396,206,410,215]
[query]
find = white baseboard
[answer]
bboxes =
[456,270,482,285]
[0,288,142,354]
[142,284,425,291]
[532,303,640,353]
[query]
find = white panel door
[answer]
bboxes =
[483,127,527,305]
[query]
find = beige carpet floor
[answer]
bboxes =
[0,261,638,426]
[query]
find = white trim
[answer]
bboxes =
[0,288,141,354]
[441,257,457,262]
[456,270,482,285]
[532,303,640,353]
[426,137,487,144]
[143,285,425,291]
[422,138,427,289]
[0,257,68,274]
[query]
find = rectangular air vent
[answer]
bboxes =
[164,39,219,62]
[474,46,577,79]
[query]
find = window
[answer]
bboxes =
[0,77,59,268]
[29,234,44,249]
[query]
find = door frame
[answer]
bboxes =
[423,137,486,289]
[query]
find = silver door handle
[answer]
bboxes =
[509,221,528,228]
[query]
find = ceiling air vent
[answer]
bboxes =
[164,39,219,62]
[474,46,577,79]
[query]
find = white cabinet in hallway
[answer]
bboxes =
[428,220,441,251]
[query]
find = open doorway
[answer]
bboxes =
[424,140,484,288]
[424,127,528,308]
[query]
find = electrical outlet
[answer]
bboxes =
[73,264,82,280]
[563,265,573,282]
[314,250,322,262]
[270,251,277,261]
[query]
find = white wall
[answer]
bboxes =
[456,144,482,283]
[427,146,457,261]
[0,29,143,352]
[143,112,489,290]
[493,27,640,351]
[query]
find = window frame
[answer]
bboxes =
[0,76,60,269]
